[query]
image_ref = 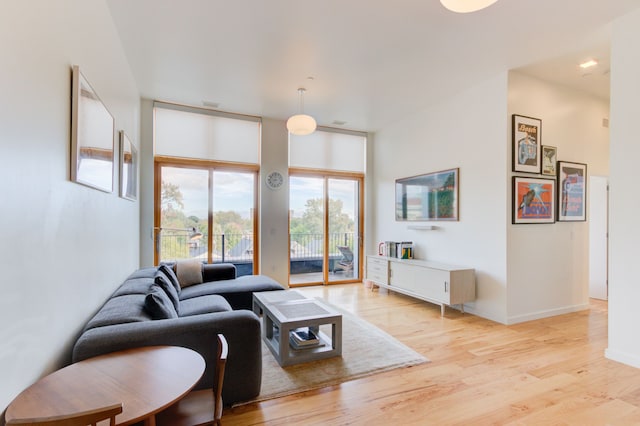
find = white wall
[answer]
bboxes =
[260,118,290,286]
[607,7,640,368]
[372,73,510,323]
[506,72,609,324]
[0,0,140,414]
[140,99,155,266]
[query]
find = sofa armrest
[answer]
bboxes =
[72,310,261,404]
[202,263,236,282]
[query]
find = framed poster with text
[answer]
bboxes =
[512,114,542,174]
[557,161,587,222]
[512,176,555,224]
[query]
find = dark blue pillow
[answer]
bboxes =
[154,271,180,313]
[158,263,181,295]
[144,284,178,320]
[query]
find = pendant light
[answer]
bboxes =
[440,0,498,13]
[286,88,317,136]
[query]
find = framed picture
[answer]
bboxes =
[512,114,542,174]
[541,145,557,176]
[512,176,555,224]
[557,161,587,222]
[71,65,114,192]
[119,131,138,201]
[395,168,459,221]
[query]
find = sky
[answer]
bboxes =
[163,167,357,220]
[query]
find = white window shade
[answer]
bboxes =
[154,103,260,164]
[289,130,366,172]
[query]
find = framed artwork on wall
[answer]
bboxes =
[541,145,557,176]
[512,114,542,174]
[557,161,587,222]
[395,168,459,221]
[70,65,114,193]
[512,176,556,224]
[119,131,138,201]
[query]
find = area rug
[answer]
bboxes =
[238,301,429,405]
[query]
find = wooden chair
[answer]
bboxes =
[6,403,122,426]
[156,334,229,426]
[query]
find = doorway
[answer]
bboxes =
[289,172,363,286]
[154,161,259,276]
[589,175,608,300]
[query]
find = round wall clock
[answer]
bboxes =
[265,171,284,190]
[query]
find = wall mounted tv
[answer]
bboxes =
[395,168,459,221]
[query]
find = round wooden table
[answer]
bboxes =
[5,346,205,426]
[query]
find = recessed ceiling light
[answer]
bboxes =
[332,120,347,126]
[202,101,220,108]
[579,59,598,69]
[440,0,498,13]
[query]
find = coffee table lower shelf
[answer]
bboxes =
[253,291,342,367]
[264,328,339,367]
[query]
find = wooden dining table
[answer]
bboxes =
[5,346,206,426]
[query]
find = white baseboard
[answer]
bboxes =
[605,348,640,369]
[505,303,589,325]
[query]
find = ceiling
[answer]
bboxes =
[106,0,638,132]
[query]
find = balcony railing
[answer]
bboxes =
[158,231,355,276]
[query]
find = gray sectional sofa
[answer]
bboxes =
[72,263,285,404]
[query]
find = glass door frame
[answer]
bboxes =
[154,156,260,273]
[288,168,364,287]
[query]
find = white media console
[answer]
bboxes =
[366,255,476,316]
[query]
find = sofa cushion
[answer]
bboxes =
[84,294,151,331]
[112,277,154,297]
[176,259,203,288]
[144,284,179,320]
[155,271,180,313]
[179,274,286,310]
[179,295,232,317]
[125,267,157,280]
[158,263,181,295]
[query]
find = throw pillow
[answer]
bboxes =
[175,259,203,288]
[158,263,181,295]
[154,271,180,313]
[144,284,178,320]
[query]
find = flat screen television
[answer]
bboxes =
[395,168,459,221]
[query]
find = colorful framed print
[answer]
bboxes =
[541,145,557,176]
[512,176,556,224]
[557,161,587,222]
[395,168,459,221]
[512,114,542,174]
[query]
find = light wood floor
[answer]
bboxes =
[224,284,640,425]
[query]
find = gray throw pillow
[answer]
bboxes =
[144,284,178,320]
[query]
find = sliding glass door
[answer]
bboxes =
[289,172,363,286]
[155,161,258,276]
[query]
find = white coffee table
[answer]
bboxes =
[253,290,342,367]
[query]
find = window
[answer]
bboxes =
[154,103,260,276]
[289,129,366,286]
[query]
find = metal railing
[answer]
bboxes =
[158,232,355,264]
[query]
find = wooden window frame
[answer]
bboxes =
[154,156,260,274]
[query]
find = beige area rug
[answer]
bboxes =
[238,302,429,405]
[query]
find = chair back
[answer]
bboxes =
[337,245,354,262]
[6,403,123,426]
[155,334,228,426]
[214,334,229,424]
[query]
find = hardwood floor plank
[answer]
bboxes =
[221,284,640,425]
